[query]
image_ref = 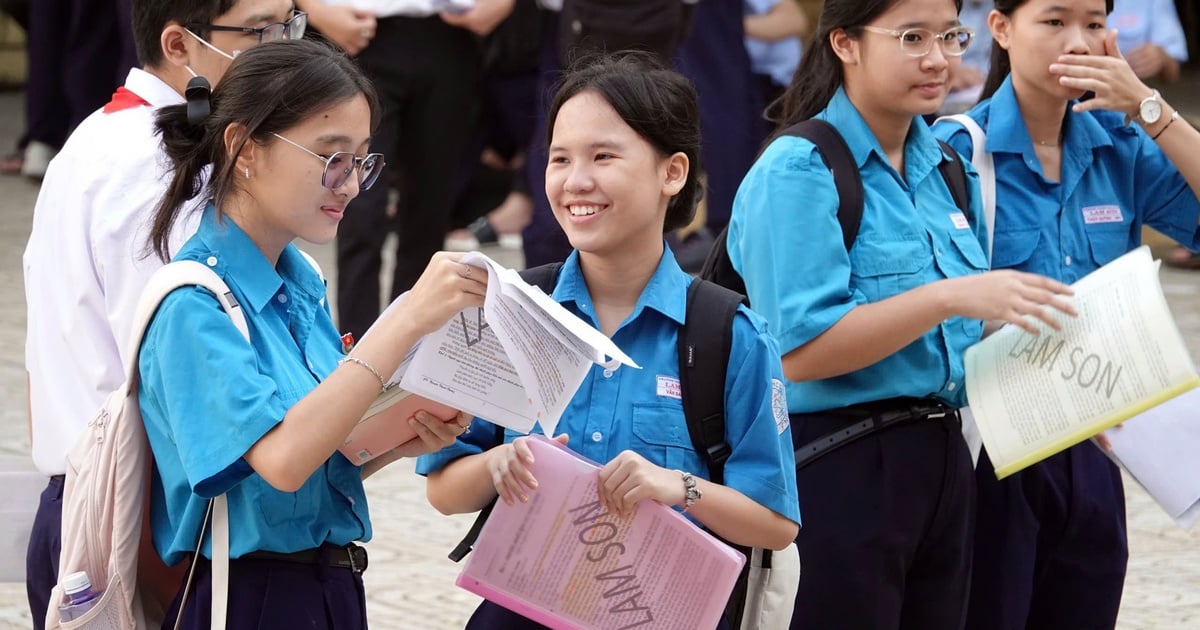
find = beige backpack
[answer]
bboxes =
[46,260,239,630]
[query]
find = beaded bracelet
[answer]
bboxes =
[339,356,387,393]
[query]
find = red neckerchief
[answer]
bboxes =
[103,86,150,114]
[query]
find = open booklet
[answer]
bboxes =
[338,253,639,465]
[457,435,745,630]
[964,246,1200,479]
[1103,388,1200,530]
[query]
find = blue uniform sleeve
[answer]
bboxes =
[721,308,801,525]
[138,286,289,498]
[1131,126,1200,250]
[728,136,860,356]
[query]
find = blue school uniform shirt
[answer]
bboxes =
[743,0,802,88]
[933,75,1200,282]
[138,204,370,566]
[728,87,989,414]
[416,248,801,526]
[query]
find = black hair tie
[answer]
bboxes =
[185,76,212,126]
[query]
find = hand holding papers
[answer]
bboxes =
[964,246,1200,479]
[338,253,637,464]
[1102,389,1200,529]
[457,436,744,630]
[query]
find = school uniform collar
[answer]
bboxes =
[817,87,947,180]
[193,203,326,313]
[984,75,1113,157]
[122,67,185,108]
[552,244,691,328]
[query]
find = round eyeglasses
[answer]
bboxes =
[272,133,386,191]
[189,11,308,45]
[860,25,975,57]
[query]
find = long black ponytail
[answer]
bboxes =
[149,39,379,261]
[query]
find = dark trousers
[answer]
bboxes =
[467,599,733,629]
[26,476,63,630]
[164,554,368,630]
[519,17,571,269]
[965,444,1127,630]
[790,414,975,630]
[336,16,481,338]
[25,0,123,148]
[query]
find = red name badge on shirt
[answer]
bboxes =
[1082,205,1124,225]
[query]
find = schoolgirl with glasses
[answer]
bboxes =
[139,39,485,629]
[933,0,1200,627]
[726,0,1075,627]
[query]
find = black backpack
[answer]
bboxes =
[557,0,695,64]
[700,118,972,299]
[450,263,761,628]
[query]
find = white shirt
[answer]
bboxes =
[23,68,198,475]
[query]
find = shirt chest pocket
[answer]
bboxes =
[849,236,932,300]
[630,402,693,472]
[1084,223,1131,267]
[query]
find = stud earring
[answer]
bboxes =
[244,167,250,179]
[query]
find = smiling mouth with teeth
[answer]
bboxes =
[568,205,602,216]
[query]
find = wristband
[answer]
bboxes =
[677,470,702,513]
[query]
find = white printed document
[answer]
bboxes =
[1103,388,1200,529]
[964,246,1200,479]
[353,252,637,447]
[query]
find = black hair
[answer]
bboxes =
[150,39,380,261]
[131,0,236,68]
[773,0,964,129]
[980,0,1115,100]
[545,51,702,233]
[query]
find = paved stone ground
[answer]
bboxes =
[1,79,1200,629]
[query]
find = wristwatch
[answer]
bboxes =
[1134,90,1164,126]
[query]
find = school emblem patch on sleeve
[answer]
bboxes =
[771,379,788,434]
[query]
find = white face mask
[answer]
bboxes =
[184,28,240,61]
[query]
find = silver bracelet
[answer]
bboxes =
[339,356,387,393]
[677,470,702,513]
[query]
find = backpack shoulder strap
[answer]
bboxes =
[677,278,745,485]
[779,119,864,252]
[518,262,564,294]
[934,113,996,263]
[936,139,972,222]
[124,259,243,629]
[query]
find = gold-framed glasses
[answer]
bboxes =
[861,25,975,57]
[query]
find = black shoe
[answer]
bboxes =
[467,216,499,245]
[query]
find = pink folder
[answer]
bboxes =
[457,435,745,630]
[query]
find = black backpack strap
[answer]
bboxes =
[678,279,744,485]
[448,422,508,562]
[936,139,972,223]
[517,262,563,294]
[780,119,865,252]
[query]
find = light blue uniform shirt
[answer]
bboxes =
[934,76,1200,282]
[139,204,369,566]
[744,0,802,88]
[417,248,801,526]
[728,87,988,413]
[1112,0,1189,62]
